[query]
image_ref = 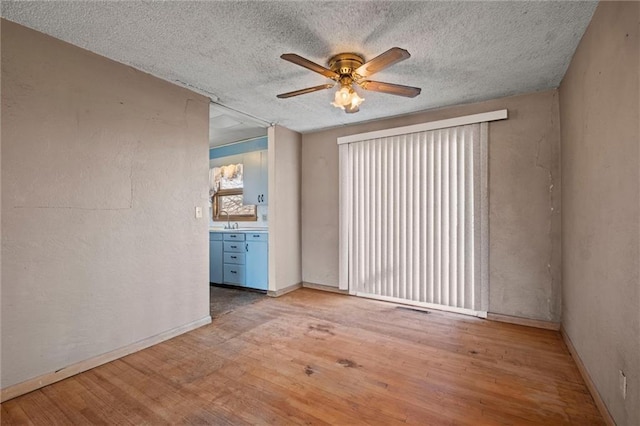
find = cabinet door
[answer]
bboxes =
[245,241,268,290]
[209,240,223,284]
[258,150,268,205]
[243,150,268,205]
[242,150,262,205]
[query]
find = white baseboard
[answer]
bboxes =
[1,316,212,403]
[302,282,349,294]
[267,282,302,297]
[560,328,615,426]
[487,312,560,330]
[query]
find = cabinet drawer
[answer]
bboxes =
[223,264,245,285]
[209,232,223,241]
[223,233,245,241]
[246,233,268,242]
[224,252,245,264]
[223,242,244,253]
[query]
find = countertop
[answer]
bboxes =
[209,228,268,233]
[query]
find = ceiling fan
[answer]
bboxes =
[276,47,421,114]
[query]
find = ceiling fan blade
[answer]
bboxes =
[276,83,335,99]
[280,54,340,79]
[354,47,411,78]
[358,80,421,98]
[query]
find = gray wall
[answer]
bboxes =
[268,125,302,291]
[1,21,211,388]
[302,90,561,322]
[559,2,640,425]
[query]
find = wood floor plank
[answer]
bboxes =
[5,391,73,426]
[1,289,604,425]
[38,379,104,425]
[1,402,33,426]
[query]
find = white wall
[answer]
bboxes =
[302,90,562,322]
[268,125,302,292]
[559,2,640,425]
[1,21,211,390]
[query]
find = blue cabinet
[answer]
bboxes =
[245,233,268,290]
[209,233,223,284]
[222,233,246,286]
[210,231,268,290]
[243,150,268,205]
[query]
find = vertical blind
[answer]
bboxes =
[339,123,488,315]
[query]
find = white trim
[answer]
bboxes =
[267,282,302,297]
[267,126,276,293]
[0,316,212,403]
[303,282,349,294]
[480,122,490,312]
[488,313,560,331]
[338,144,350,291]
[354,292,488,318]
[210,101,271,127]
[337,110,508,145]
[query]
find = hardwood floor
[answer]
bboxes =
[1,289,603,425]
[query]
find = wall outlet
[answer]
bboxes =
[619,370,627,399]
[195,206,203,219]
[262,214,268,221]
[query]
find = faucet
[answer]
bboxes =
[220,210,231,229]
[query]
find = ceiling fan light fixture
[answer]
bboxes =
[278,47,419,113]
[331,85,364,112]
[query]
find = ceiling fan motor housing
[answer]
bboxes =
[328,53,364,78]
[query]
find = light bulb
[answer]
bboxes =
[332,87,348,109]
[350,91,364,108]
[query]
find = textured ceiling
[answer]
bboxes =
[2,1,597,134]
[209,103,267,146]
